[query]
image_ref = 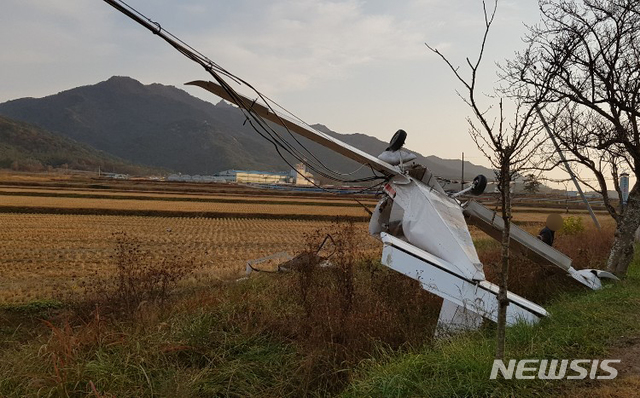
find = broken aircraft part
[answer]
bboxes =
[377,149,418,166]
[381,233,548,327]
[463,200,618,289]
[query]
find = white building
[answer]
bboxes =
[216,170,292,184]
[290,163,315,186]
[167,174,225,183]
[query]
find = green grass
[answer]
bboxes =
[0,299,65,349]
[0,299,64,314]
[0,279,305,397]
[343,260,640,397]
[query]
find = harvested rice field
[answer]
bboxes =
[0,213,377,303]
[0,174,614,304]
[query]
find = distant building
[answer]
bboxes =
[290,163,315,186]
[171,166,316,185]
[101,172,129,180]
[167,173,225,183]
[216,170,292,184]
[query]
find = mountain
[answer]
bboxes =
[0,115,159,175]
[0,76,494,180]
[313,125,492,181]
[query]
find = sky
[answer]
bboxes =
[1,0,556,179]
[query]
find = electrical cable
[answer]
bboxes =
[104,0,383,184]
[102,0,387,215]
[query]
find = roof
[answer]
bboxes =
[218,169,290,177]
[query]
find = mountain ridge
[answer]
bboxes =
[0,76,494,181]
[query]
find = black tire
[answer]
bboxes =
[386,129,407,151]
[470,174,487,195]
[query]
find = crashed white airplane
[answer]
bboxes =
[187,79,617,331]
[103,0,618,334]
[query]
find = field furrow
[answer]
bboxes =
[0,195,373,217]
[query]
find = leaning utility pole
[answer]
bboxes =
[536,106,601,231]
[461,152,465,191]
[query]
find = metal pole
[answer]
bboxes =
[461,152,465,191]
[620,173,629,213]
[536,106,601,230]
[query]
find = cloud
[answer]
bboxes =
[2,0,521,99]
[0,0,187,100]
[0,1,119,65]
[185,0,426,93]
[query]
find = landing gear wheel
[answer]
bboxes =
[386,129,407,151]
[470,174,487,195]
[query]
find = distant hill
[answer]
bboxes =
[0,115,159,175]
[0,76,494,180]
[312,124,493,182]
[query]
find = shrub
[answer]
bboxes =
[225,220,442,393]
[480,245,576,303]
[480,224,615,303]
[555,225,614,270]
[561,215,585,235]
[478,224,613,303]
[89,232,200,317]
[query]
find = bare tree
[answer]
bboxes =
[504,0,640,276]
[427,0,544,359]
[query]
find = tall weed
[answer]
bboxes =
[85,232,200,318]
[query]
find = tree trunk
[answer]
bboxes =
[607,188,640,276]
[495,167,512,360]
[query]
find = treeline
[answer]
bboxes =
[0,116,160,175]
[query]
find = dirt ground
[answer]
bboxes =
[562,336,640,397]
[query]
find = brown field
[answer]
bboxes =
[0,173,616,304]
[0,213,378,303]
[0,170,76,182]
[0,194,374,217]
[0,186,379,205]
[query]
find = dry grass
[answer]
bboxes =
[468,210,615,240]
[476,224,616,305]
[0,179,628,397]
[0,204,616,305]
[0,219,625,398]
[512,209,612,224]
[0,221,440,397]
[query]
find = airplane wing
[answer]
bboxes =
[463,200,618,289]
[186,80,402,178]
